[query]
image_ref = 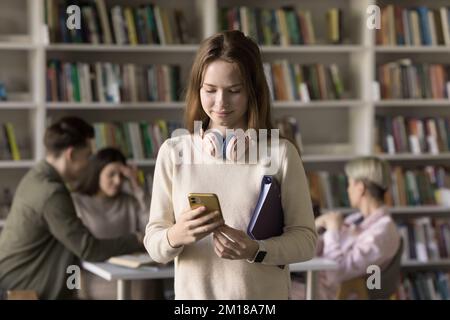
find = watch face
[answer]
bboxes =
[254,251,267,263]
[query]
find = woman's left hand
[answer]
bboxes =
[213,225,259,260]
[120,164,140,189]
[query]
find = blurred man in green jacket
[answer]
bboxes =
[0,117,144,299]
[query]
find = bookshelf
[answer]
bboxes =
[46,44,200,52]
[0,0,450,298]
[0,0,42,227]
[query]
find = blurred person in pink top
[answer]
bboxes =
[291,156,401,299]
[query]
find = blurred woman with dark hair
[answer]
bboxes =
[72,147,156,299]
[73,147,149,237]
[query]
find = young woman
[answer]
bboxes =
[291,156,401,299]
[144,30,317,299]
[72,147,156,299]
[73,147,149,237]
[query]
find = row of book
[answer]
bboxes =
[307,171,350,209]
[387,166,450,207]
[398,218,450,263]
[93,117,303,161]
[91,120,182,160]
[45,0,192,45]
[307,165,450,209]
[46,60,181,103]
[0,123,21,161]
[219,7,344,45]
[275,116,303,154]
[263,61,345,101]
[374,116,450,155]
[398,272,450,300]
[377,5,450,46]
[377,59,450,99]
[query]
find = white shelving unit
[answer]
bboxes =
[375,100,450,107]
[372,2,450,276]
[0,0,43,207]
[46,102,186,110]
[402,259,450,269]
[0,160,36,169]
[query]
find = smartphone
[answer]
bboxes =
[188,193,234,241]
[188,193,224,220]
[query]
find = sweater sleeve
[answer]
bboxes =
[42,191,144,262]
[144,140,184,264]
[258,141,318,265]
[132,188,151,233]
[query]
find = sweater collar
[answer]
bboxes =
[359,206,389,229]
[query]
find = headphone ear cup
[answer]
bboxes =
[224,134,237,161]
[226,133,250,161]
[203,129,224,158]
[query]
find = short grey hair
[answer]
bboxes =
[344,156,391,191]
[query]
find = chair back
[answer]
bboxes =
[367,238,403,300]
[337,239,403,300]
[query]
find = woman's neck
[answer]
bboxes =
[359,198,384,218]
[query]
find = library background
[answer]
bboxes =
[1,0,450,300]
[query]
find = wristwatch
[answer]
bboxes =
[247,241,267,263]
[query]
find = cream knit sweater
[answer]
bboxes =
[144,134,317,299]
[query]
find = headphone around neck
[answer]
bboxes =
[200,127,252,161]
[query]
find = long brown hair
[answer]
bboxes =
[184,30,274,136]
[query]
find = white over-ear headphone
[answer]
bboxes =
[200,128,252,161]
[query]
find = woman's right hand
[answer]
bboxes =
[167,206,224,248]
[315,214,328,230]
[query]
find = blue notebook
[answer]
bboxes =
[247,175,284,240]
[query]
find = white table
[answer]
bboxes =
[290,258,338,300]
[82,257,337,300]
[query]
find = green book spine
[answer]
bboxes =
[140,122,153,158]
[284,8,301,45]
[71,63,81,102]
[158,120,169,140]
[114,124,128,158]
[122,123,134,159]
[219,8,228,30]
[338,174,350,207]
[4,123,21,161]
[261,9,273,45]
[310,65,320,100]
[146,5,159,44]
[93,123,103,152]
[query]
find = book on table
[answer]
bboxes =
[107,253,155,268]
